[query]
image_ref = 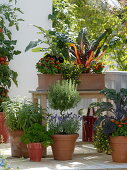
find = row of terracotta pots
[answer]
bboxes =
[10,130,78,161]
[1,112,127,162]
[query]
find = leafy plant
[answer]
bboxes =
[94,126,111,154]
[21,123,52,147]
[25,26,72,59]
[68,28,111,73]
[48,80,80,115]
[89,88,127,136]
[18,102,46,130]
[51,0,127,71]
[0,0,23,111]
[2,98,45,131]
[48,80,81,135]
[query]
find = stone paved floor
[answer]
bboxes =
[0,142,127,170]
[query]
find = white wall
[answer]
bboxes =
[8,0,52,98]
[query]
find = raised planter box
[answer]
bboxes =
[37,73,105,91]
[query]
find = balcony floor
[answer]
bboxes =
[0,142,127,170]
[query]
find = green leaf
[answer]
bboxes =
[13,50,21,55]
[25,39,42,52]
[32,47,42,52]
[9,20,14,27]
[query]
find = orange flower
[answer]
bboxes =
[111,119,115,122]
[118,124,122,127]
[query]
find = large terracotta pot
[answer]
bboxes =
[37,73,105,91]
[27,143,43,162]
[9,130,28,158]
[110,136,127,163]
[51,134,79,161]
[0,112,9,143]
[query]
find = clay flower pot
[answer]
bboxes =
[9,130,28,158]
[51,134,79,161]
[110,136,127,163]
[0,112,9,143]
[27,143,43,162]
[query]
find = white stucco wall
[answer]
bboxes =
[8,0,52,98]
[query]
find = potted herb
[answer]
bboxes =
[89,88,127,162]
[48,80,81,160]
[21,123,52,162]
[2,98,46,158]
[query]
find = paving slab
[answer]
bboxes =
[0,142,127,170]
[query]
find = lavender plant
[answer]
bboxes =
[48,112,81,134]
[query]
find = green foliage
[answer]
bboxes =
[0,64,18,88]
[61,63,82,84]
[2,98,45,131]
[90,88,127,136]
[94,126,111,154]
[17,102,46,130]
[25,26,71,59]
[48,112,81,135]
[0,0,23,111]
[21,123,52,146]
[51,0,127,70]
[112,121,127,136]
[48,80,80,114]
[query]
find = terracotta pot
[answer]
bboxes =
[110,136,127,163]
[37,74,63,90]
[27,143,43,162]
[0,112,9,143]
[51,134,79,161]
[9,130,28,158]
[37,73,105,91]
[78,73,105,90]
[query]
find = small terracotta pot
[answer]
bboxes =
[27,143,43,162]
[9,130,28,158]
[0,112,9,143]
[51,134,79,161]
[110,136,127,163]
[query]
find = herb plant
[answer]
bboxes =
[48,80,80,115]
[21,123,52,147]
[2,98,45,131]
[48,80,81,135]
